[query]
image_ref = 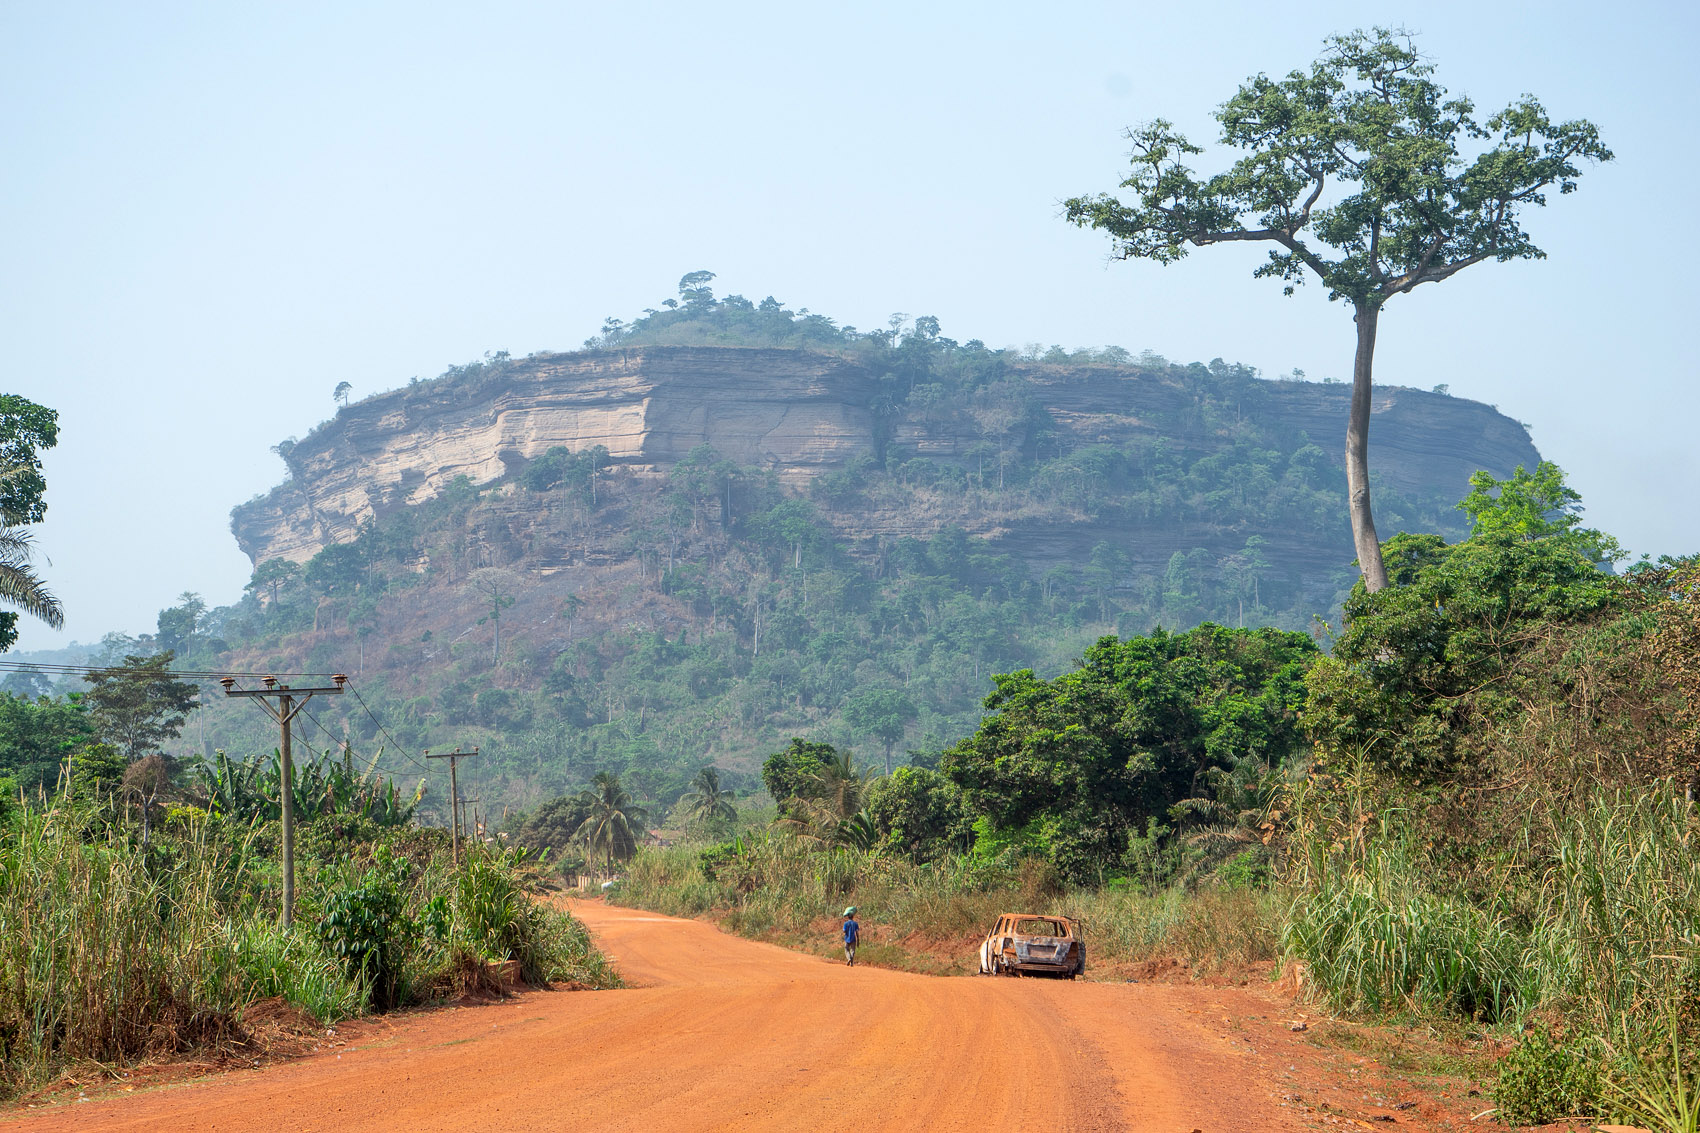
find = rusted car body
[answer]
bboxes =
[977,913,1083,978]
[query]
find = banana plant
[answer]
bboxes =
[192,748,423,826]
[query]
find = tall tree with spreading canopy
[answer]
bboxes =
[81,652,200,763]
[1064,28,1610,590]
[844,687,917,774]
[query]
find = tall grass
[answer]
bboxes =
[0,804,292,1095]
[1283,846,1529,1020]
[1282,781,1699,1032]
[1529,789,1700,1036]
[227,919,366,1022]
[0,802,617,1098]
[619,833,1280,973]
[1280,775,1700,1126]
[1063,887,1281,974]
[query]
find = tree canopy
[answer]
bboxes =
[0,394,58,525]
[81,652,200,763]
[943,624,1316,880]
[0,394,63,649]
[760,738,841,814]
[1065,28,1609,592]
[0,692,94,793]
[843,688,917,774]
[1304,467,1624,775]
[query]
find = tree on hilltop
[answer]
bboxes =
[1066,27,1610,591]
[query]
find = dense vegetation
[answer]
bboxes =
[0,384,618,1097]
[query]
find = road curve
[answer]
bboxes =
[9,902,1304,1132]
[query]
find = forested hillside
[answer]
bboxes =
[12,282,1539,820]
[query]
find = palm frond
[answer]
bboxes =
[0,525,62,629]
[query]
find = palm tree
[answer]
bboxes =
[572,772,648,872]
[681,766,736,826]
[809,749,870,823]
[0,524,62,642]
[781,751,874,849]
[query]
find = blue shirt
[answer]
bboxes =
[843,919,860,943]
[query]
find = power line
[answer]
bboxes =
[219,676,347,927]
[293,693,432,778]
[344,681,431,775]
[0,659,345,680]
[1,658,436,781]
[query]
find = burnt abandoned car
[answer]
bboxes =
[977,913,1084,978]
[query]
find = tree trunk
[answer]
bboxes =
[1347,304,1390,592]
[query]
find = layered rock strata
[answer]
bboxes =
[231,346,1539,567]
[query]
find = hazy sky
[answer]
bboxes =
[3,1,1695,651]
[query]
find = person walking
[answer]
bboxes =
[841,906,860,966]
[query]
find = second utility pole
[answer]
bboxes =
[426,747,478,864]
[219,674,347,926]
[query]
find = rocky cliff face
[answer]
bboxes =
[231,346,1539,568]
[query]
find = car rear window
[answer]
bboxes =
[1012,918,1066,936]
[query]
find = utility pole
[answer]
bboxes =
[425,747,478,864]
[219,674,347,927]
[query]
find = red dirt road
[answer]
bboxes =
[10,902,1315,1132]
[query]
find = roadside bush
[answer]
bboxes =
[449,849,615,986]
[318,849,414,1010]
[1494,1028,1600,1126]
[230,919,363,1022]
[0,803,253,1096]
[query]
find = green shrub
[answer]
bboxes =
[318,849,413,1010]
[1494,1028,1599,1126]
[1213,848,1272,891]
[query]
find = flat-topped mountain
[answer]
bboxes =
[185,294,1551,805]
[232,344,1537,575]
